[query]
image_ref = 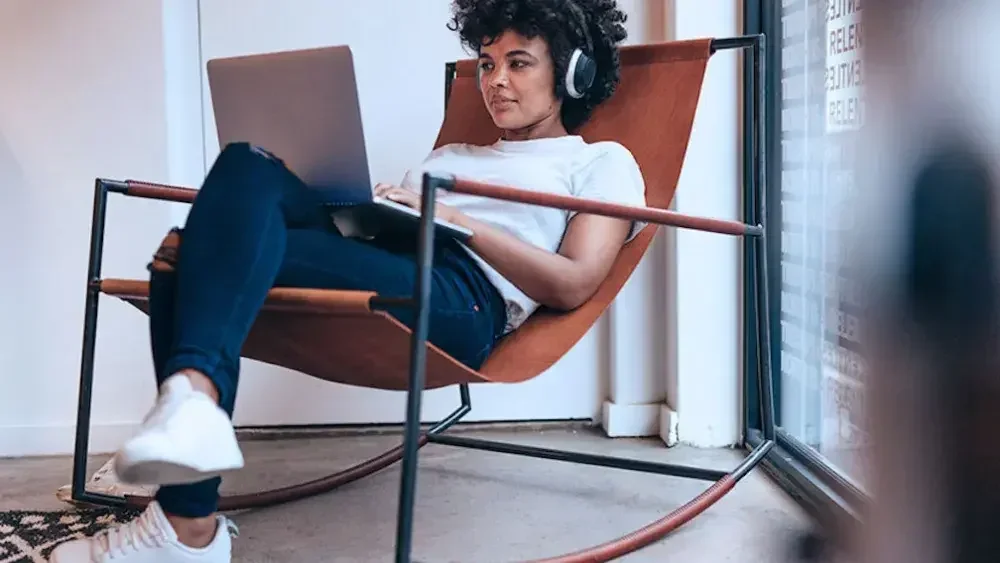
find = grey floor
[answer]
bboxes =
[2,426,813,562]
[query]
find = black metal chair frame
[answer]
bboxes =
[69,34,775,563]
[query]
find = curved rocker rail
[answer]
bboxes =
[69,34,776,563]
[530,441,773,563]
[119,437,414,512]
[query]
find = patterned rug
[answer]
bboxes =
[0,507,141,562]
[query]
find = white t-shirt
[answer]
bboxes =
[399,134,646,333]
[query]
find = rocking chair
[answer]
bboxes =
[70,35,776,562]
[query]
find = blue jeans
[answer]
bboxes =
[148,142,506,517]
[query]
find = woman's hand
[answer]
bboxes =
[373,183,462,224]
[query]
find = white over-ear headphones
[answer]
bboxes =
[563,46,597,99]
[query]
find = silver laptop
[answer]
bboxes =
[205,45,472,240]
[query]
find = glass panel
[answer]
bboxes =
[776,0,867,485]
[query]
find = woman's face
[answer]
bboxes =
[478,31,565,138]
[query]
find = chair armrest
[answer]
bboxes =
[443,176,761,237]
[101,278,379,315]
[124,180,198,204]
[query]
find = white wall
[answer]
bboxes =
[604,0,744,448]
[602,0,672,439]
[0,0,743,457]
[0,0,200,456]
[667,0,744,447]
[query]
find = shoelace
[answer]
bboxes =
[86,511,239,560]
[224,517,239,538]
[90,509,164,560]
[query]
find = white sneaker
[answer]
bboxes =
[48,501,237,562]
[114,375,245,486]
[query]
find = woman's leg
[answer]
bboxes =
[106,141,502,549]
[114,142,329,486]
[106,141,336,551]
[142,266,237,545]
[143,231,503,533]
[161,142,338,411]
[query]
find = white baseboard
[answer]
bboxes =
[659,405,679,447]
[600,401,661,437]
[0,423,138,458]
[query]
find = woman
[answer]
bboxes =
[50,1,642,561]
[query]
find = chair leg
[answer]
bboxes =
[394,173,443,563]
[751,34,777,443]
[70,283,102,503]
[70,179,114,507]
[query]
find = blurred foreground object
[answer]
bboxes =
[848,1,1000,562]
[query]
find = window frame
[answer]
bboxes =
[741,0,868,528]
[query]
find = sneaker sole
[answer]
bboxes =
[115,451,244,486]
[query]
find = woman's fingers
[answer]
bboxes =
[373,184,414,202]
[387,190,419,208]
[373,185,419,207]
[373,184,431,212]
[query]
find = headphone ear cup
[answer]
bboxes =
[574,52,597,97]
[564,48,597,99]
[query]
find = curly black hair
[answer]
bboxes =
[447,0,628,132]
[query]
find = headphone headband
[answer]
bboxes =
[562,0,597,99]
[564,0,594,55]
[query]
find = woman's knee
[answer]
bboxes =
[217,141,258,162]
[202,142,284,196]
[209,142,256,180]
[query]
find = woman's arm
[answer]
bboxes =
[375,183,631,311]
[457,211,632,310]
